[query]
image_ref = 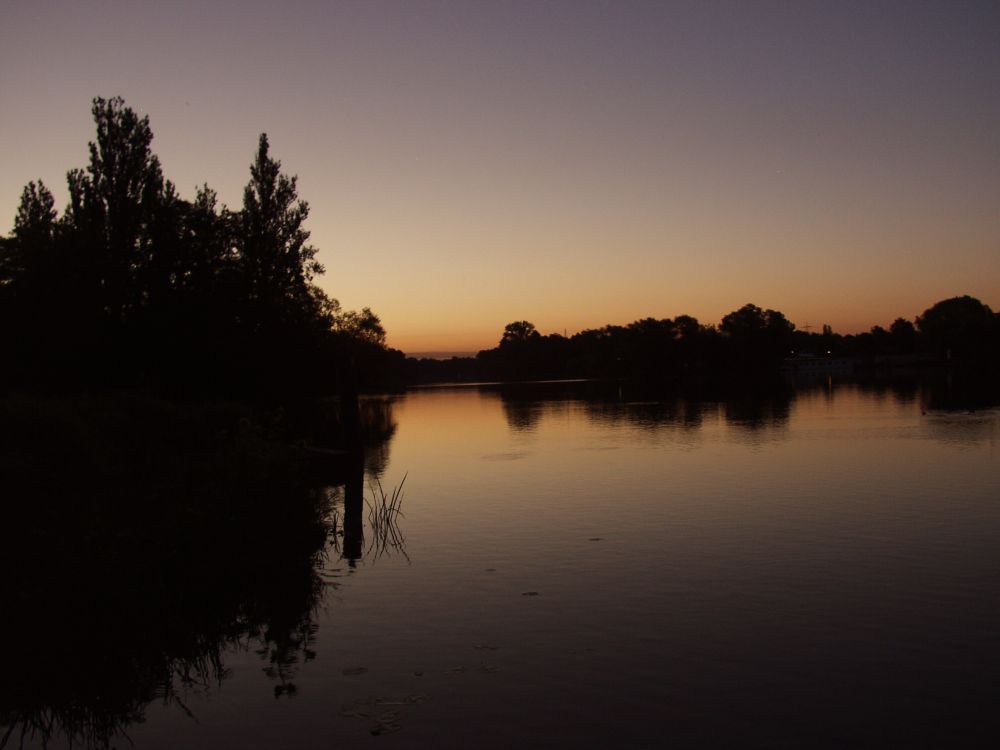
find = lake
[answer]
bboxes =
[4,378,999,748]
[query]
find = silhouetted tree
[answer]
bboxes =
[623,317,677,376]
[888,317,917,354]
[500,320,541,347]
[62,97,166,323]
[916,295,998,362]
[0,181,57,293]
[720,303,768,339]
[720,303,795,367]
[0,97,403,401]
[12,181,57,246]
[333,306,387,346]
[236,134,322,326]
[0,181,77,389]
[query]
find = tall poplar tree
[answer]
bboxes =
[237,134,323,327]
[63,97,166,322]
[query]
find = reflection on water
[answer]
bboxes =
[0,400,398,750]
[495,379,796,434]
[3,377,999,748]
[1,472,328,749]
[327,472,409,567]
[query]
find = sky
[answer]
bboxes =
[2,0,999,354]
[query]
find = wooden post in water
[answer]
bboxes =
[341,353,362,434]
[341,448,365,566]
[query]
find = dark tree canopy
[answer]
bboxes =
[500,320,541,347]
[720,304,794,340]
[13,181,56,241]
[1,181,57,287]
[0,97,401,400]
[718,303,795,365]
[720,303,768,338]
[916,295,997,360]
[890,318,915,337]
[66,97,166,321]
[334,307,387,346]
[238,134,322,323]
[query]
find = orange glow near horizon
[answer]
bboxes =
[2,2,999,355]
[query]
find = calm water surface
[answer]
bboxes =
[10,382,1000,747]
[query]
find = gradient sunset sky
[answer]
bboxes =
[2,0,998,353]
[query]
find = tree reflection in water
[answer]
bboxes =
[493,379,797,435]
[0,396,397,750]
[491,374,997,436]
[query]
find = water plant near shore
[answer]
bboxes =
[365,475,408,562]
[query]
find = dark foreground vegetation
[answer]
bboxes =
[407,296,1000,384]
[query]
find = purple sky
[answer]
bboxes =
[3,0,999,352]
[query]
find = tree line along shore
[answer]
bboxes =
[2,98,997,411]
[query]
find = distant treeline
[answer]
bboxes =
[406,297,1000,384]
[0,97,404,403]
